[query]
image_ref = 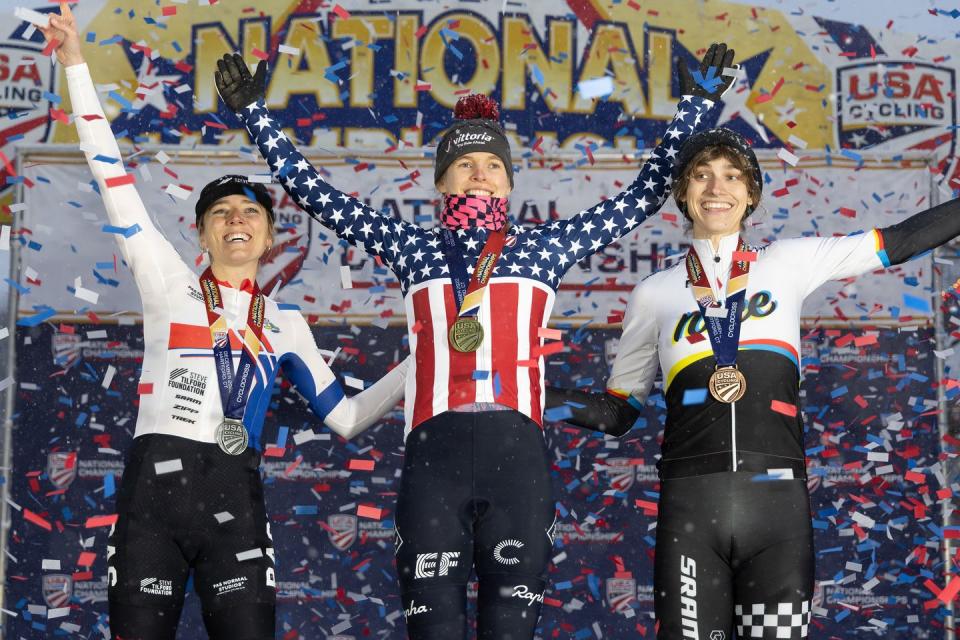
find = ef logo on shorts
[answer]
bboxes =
[414,552,460,579]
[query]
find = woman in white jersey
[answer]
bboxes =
[548,123,960,638]
[41,6,407,639]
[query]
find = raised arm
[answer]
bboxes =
[215,54,421,272]
[44,5,192,291]
[544,44,736,266]
[772,193,960,300]
[281,311,407,440]
[547,277,660,436]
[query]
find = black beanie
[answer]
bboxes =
[195,175,275,228]
[435,94,514,187]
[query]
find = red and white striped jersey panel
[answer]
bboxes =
[404,277,555,436]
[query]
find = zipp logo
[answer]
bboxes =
[680,555,698,639]
[414,552,460,579]
[493,539,524,566]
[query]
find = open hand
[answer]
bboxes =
[215,53,267,112]
[38,2,83,67]
[678,43,737,101]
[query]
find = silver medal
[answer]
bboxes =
[215,418,248,455]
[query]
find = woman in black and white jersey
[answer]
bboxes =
[41,6,406,640]
[548,125,960,638]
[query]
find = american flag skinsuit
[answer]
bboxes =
[241,96,715,437]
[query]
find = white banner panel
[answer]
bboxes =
[18,150,932,323]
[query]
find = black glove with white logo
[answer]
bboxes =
[215,53,267,112]
[678,42,737,102]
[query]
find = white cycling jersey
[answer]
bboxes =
[67,63,407,449]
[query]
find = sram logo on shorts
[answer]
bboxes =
[679,555,698,639]
[414,552,460,579]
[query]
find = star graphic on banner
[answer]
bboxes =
[712,48,774,144]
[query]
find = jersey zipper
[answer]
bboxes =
[731,401,738,472]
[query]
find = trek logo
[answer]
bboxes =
[511,585,544,607]
[672,291,777,343]
[414,552,460,579]
[680,555,698,639]
[404,599,431,619]
[493,539,524,566]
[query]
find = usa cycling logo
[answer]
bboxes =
[0,36,56,194]
[836,61,956,163]
[605,577,637,614]
[326,514,357,551]
[42,574,72,608]
[605,458,636,492]
[47,451,77,490]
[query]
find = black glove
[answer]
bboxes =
[215,53,267,112]
[678,42,737,102]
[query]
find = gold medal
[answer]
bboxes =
[709,366,747,404]
[449,317,484,353]
[215,418,249,455]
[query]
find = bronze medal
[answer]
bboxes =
[449,317,484,353]
[709,366,747,404]
[215,418,249,455]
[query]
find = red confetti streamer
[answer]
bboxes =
[348,459,376,471]
[23,509,52,531]
[732,250,757,262]
[770,400,798,417]
[162,6,177,16]
[85,515,118,528]
[42,38,59,57]
[104,174,136,188]
[357,504,382,520]
[137,383,153,395]
[332,4,351,19]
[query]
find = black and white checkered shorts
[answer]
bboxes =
[735,601,811,639]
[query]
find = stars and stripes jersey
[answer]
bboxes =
[606,230,889,476]
[67,63,407,451]
[239,95,716,435]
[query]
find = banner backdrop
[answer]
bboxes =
[17,155,933,322]
[1,324,947,638]
[1,0,955,637]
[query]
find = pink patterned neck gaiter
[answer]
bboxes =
[440,194,508,231]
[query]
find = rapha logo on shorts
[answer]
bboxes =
[493,539,524,566]
[414,552,460,579]
[511,585,544,607]
[403,599,431,619]
[140,577,173,596]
